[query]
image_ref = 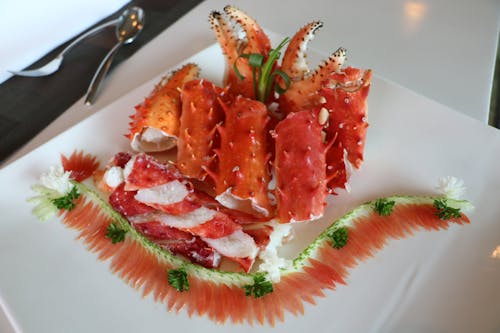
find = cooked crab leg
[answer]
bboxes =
[279,22,346,113]
[320,68,372,192]
[281,21,323,81]
[274,109,328,222]
[177,79,224,180]
[223,5,270,55]
[209,6,271,99]
[208,95,273,217]
[128,63,199,152]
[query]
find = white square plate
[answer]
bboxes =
[1,43,499,333]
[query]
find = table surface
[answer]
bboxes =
[0,0,499,330]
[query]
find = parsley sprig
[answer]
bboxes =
[328,226,349,249]
[243,274,273,298]
[233,37,291,102]
[433,198,462,220]
[105,223,127,244]
[51,186,80,210]
[373,198,396,216]
[168,267,190,292]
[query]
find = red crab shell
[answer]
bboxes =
[209,6,271,99]
[128,63,200,152]
[321,67,372,192]
[279,21,347,114]
[177,79,225,180]
[273,110,328,222]
[208,95,273,217]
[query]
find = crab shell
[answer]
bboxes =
[274,110,327,222]
[207,95,272,217]
[321,67,372,192]
[177,79,225,180]
[209,5,271,99]
[128,63,200,152]
[278,21,371,194]
[279,21,347,114]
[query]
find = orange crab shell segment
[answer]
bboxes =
[207,95,272,217]
[321,67,372,193]
[128,63,200,152]
[274,110,328,222]
[209,6,271,99]
[280,21,323,81]
[279,20,346,114]
[177,79,225,180]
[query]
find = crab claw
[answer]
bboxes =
[279,21,346,113]
[209,6,271,98]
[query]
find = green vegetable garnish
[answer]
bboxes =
[433,198,462,220]
[105,223,127,244]
[168,267,190,292]
[243,274,273,298]
[373,198,396,216]
[328,226,349,249]
[233,37,291,102]
[51,186,80,210]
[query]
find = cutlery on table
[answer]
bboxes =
[84,6,145,105]
[8,8,136,77]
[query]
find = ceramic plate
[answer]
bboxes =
[1,43,499,333]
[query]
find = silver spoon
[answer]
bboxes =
[84,7,145,105]
[8,10,130,77]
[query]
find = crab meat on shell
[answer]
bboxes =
[128,63,200,152]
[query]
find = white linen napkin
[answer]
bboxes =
[0,0,130,84]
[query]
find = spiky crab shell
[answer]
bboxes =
[274,110,327,222]
[177,79,225,180]
[321,67,372,192]
[209,5,271,99]
[128,63,200,152]
[209,95,272,217]
[279,21,347,114]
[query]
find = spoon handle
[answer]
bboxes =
[84,41,123,105]
[59,18,120,58]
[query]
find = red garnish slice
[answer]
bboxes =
[61,150,100,182]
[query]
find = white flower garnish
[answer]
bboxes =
[29,166,74,221]
[436,176,466,199]
[40,165,73,195]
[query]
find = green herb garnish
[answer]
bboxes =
[168,267,190,292]
[105,223,127,244]
[433,198,462,220]
[51,186,80,210]
[328,226,349,249]
[373,198,396,216]
[233,37,291,102]
[243,274,273,298]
